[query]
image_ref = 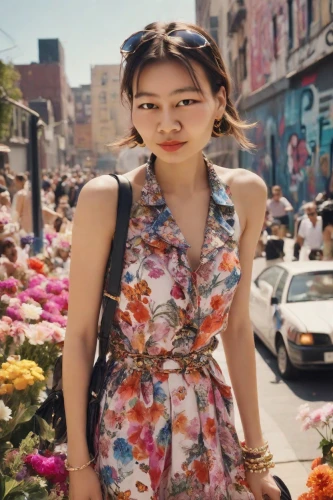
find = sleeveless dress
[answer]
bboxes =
[94,155,254,500]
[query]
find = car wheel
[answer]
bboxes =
[276,338,299,380]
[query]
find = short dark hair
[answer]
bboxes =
[113,21,254,150]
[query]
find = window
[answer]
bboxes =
[287,0,294,50]
[275,270,288,303]
[209,16,219,45]
[239,38,247,81]
[307,0,313,36]
[256,266,283,290]
[272,15,278,58]
[99,92,107,105]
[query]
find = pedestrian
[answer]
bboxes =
[11,173,27,215]
[63,21,281,500]
[296,202,323,260]
[323,223,333,260]
[265,221,285,267]
[266,185,293,237]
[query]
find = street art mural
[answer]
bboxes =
[243,67,333,210]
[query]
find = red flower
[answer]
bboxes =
[170,284,185,300]
[28,258,45,275]
[127,299,150,323]
[210,295,224,311]
[193,459,209,483]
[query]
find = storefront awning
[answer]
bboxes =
[0,144,11,153]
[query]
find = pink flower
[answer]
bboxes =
[28,274,46,288]
[45,280,66,295]
[1,316,12,325]
[6,307,23,321]
[170,284,185,300]
[40,311,67,327]
[25,286,48,304]
[322,403,333,422]
[296,404,311,423]
[43,301,61,315]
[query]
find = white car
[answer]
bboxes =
[250,261,333,379]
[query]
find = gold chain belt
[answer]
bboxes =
[109,336,218,374]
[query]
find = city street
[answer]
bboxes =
[213,237,333,497]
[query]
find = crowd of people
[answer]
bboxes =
[1,161,333,276]
[259,178,333,265]
[0,163,98,280]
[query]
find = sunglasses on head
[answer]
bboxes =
[120,29,211,56]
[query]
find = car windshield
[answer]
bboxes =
[287,271,333,303]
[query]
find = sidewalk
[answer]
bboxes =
[213,340,310,499]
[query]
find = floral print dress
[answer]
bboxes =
[94,155,254,500]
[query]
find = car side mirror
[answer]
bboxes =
[271,296,279,305]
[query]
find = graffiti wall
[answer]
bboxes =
[242,56,333,209]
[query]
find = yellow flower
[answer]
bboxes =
[31,370,45,381]
[13,377,29,390]
[6,366,21,380]
[0,383,14,395]
[1,362,10,369]
[0,369,8,382]
[22,373,35,385]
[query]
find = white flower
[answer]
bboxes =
[25,324,53,345]
[296,403,311,423]
[9,297,20,307]
[21,303,42,321]
[38,389,48,403]
[0,400,12,421]
[0,294,11,304]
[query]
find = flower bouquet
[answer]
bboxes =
[297,403,333,499]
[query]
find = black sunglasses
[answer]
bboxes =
[120,29,211,55]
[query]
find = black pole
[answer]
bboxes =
[29,114,43,253]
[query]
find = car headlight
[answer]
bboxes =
[287,328,314,345]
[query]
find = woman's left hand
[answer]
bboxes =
[246,470,281,499]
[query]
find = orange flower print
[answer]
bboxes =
[210,295,224,311]
[122,283,138,301]
[136,481,148,492]
[117,372,140,400]
[148,401,165,424]
[218,251,239,272]
[193,312,226,350]
[172,386,187,402]
[127,299,151,323]
[104,409,120,428]
[127,400,147,424]
[117,491,131,500]
[128,424,143,445]
[119,310,132,325]
[132,331,145,353]
[172,412,188,434]
[193,459,209,483]
[203,417,217,441]
[133,440,149,461]
[134,279,151,297]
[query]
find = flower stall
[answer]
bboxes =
[297,403,333,499]
[0,225,71,498]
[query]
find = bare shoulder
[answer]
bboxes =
[214,164,267,209]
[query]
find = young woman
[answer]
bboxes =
[63,21,281,500]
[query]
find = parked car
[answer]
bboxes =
[250,261,333,379]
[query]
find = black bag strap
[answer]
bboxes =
[98,174,132,358]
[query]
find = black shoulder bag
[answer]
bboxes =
[36,174,132,457]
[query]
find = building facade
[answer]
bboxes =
[199,0,333,208]
[72,84,93,168]
[15,39,76,168]
[91,64,130,163]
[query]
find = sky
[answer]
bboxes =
[1,0,195,87]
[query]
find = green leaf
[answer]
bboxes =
[3,476,24,496]
[15,405,39,426]
[35,415,55,442]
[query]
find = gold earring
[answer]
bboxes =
[213,118,223,137]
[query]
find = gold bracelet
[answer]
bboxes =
[241,440,268,454]
[244,453,273,464]
[246,462,275,473]
[64,454,97,472]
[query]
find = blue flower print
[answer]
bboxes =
[101,465,118,486]
[224,266,241,290]
[157,420,171,448]
[113,438,133,465]
[124,271,134,283]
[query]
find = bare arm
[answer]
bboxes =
[221,172,267,448]
[63,175,118,465]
